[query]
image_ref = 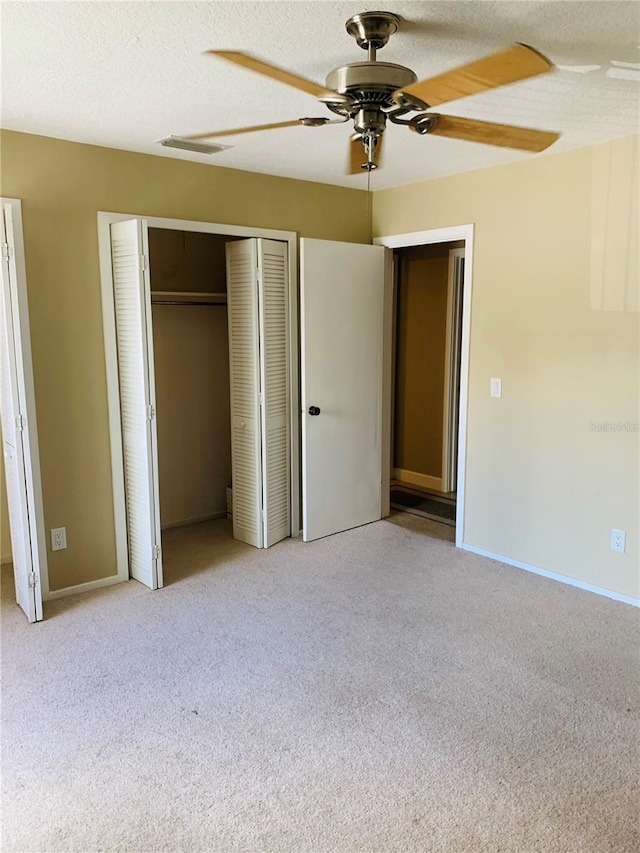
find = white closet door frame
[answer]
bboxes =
[0,198,49,617]
[98,213,298,584]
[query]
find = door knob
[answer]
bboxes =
[308,406,321,416]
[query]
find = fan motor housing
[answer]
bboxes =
[325,61,417,100]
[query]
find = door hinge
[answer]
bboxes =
[15,415,25,432]
[28,571,37,589]
[1,242,11,260]
[140,254,147,272]
[260,510,265,522]
[259,392,264,408]
[146,405,156,420]
[153,544,161,560]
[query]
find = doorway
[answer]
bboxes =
[390,241,464,529]
[376,225,473,548]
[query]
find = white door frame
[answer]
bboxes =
[98,212,299,583]
[374,225,474,548]
[442,247,465,493]
[1,197,50,608]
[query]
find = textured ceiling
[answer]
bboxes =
[2,1,639,189]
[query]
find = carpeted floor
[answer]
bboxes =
[1,515,639,852]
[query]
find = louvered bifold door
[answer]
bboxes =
[0,206,42,621]
[226,240,263,548]
[257,240,290,547]
[110,219,163,588]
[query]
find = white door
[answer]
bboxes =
[0,200,46,621]
[226,238,290,549]
[300,239,386,542]
[110,219,163,589]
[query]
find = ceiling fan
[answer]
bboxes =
[183,11,561,173]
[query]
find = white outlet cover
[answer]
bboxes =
[51,527,67,551]
[490,378,502,398]
[610,528,626,553]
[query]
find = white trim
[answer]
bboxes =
[393,468,443,492]
[1,198,50,608]
[461,543,640,608]
[375,224,474,550]
[161,511,227,530]
[442,248,465,493]
[47,574,124,601]
[98,212,299,587]
[381,248,394,518]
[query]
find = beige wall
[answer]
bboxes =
[148,228,232,294]
[152,304,231,528]
[0,130,369,591]
[394,245,450,479]
[375,134,640,600]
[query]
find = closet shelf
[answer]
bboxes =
[151,291,227,305]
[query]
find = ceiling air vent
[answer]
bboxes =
[157,136,232,155]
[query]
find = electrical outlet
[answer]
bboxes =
[51,527,67,551]
[610,529,626,553]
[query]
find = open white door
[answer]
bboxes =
[300,238,385,542]
[110,219,162,589]
[0,200,47,621]
[226,238,290,549]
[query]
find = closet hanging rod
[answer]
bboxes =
[151,291,227,306]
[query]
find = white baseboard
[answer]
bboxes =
[45,573,124,601]
[394,468,443,492]
[461,543,640,608]
[161,511,227,531]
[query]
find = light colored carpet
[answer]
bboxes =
[1,515,639,852]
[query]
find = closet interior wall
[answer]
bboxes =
[148,228,237,529]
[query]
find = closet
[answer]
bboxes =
[149,228,233,535]
[109,221,291,589]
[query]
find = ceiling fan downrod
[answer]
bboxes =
[333,11,416,168]
[345,10,400,62]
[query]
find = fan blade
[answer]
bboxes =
[429,114,560,152]
[347,134,385,174]
[396,44,553,107]
[208,50,328,97]
[348,135,364,174]
[184,120,303,140]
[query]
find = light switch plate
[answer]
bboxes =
[490,378,502,398]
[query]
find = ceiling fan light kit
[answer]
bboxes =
[182,11,561,175]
